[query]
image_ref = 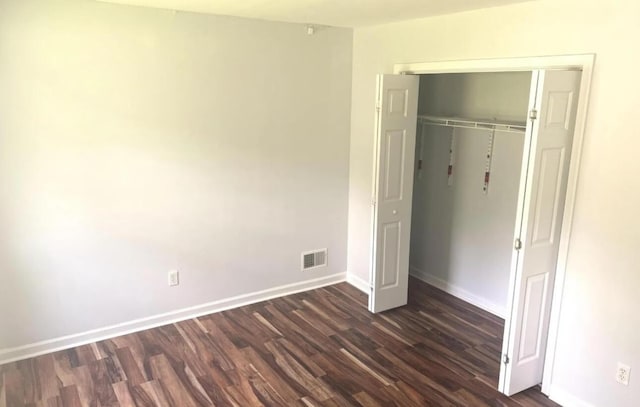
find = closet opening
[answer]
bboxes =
[410,72,531,320]
[368,57,591,398]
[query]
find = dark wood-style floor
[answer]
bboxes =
[0,278,559,407]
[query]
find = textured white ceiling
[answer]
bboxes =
[96,0,532,27]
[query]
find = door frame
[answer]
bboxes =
[388,54,595,395]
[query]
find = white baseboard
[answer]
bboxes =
[548,385,596,407]
[410,266,506,318]
[346,272,370,294]
[0,272,347,365]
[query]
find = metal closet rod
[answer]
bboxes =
[418,115,526,134]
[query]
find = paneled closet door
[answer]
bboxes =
[369,74,419,313]
[500,69,582,395]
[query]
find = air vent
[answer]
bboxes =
[301,249,328,271]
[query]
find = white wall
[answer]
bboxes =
[410,126,525,317]
[347,0,640,405]
[418,72,531,120]
[411,73,529,316]
[0,0,352,352]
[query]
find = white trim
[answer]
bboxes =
[387,54,595,395]
[548,385,597,407]
[393,54,592,74]
[0,272,346,365]
[368,74,384,312]
[410,266,506,318]
[346,272,370,294]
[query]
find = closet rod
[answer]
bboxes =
[418,115,526,134]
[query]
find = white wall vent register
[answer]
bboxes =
[301,249,328,270]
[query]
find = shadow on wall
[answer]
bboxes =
[409,123,455,282]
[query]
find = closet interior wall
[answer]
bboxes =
[410,72,532,317]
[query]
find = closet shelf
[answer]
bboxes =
[418,115,527,134]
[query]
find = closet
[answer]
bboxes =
[409,72,532,317]
[369,62,584,396]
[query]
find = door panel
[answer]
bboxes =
[369,74,419,313]
[545,91,575,129]
[383,130,407,201]
[531,147,566,246]
[387,89,409,116]
[500,70,582,395]
[518,272,548,362]
[381,221,401,287]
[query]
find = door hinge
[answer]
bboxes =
[503,354,510,364]
[372,199,377,207]
[514,238,522,251]
[376,97,382,112]
[529,109,538,120]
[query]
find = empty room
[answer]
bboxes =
[1,0,638,406]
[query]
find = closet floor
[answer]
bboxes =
[0,278,559,406]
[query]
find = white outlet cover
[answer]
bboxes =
[168,270,180,287]
[616,362,631,386]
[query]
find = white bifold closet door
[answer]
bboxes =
[499,69,582,395]
[369,74,419,313]
[369,69,582,396]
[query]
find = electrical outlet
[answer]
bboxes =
[168,270,179,287]
[616,363,631,386]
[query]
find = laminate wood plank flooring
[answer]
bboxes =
[0,277,560,406]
